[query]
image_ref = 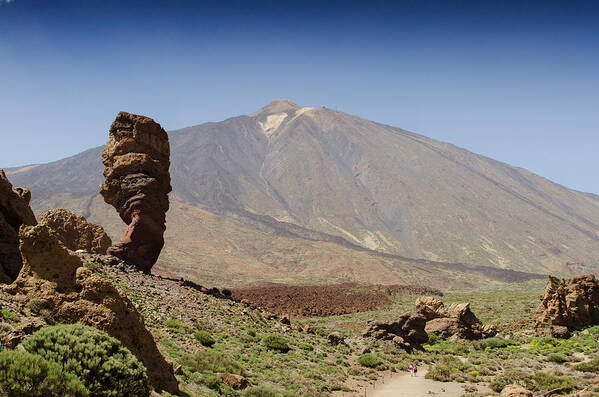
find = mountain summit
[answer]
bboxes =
[6,100,599,286]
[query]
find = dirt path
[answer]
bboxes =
[367,368,489,397]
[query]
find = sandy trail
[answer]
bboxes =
[368,368,488,397]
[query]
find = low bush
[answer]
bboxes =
[194,330,216,347]
[200,373,222,391]
[425,356,471,382]
[242,385,278,397]
[574,357,599,373]
[546,353,568,364]
[0,350,88,397]
[357,353,383,369]
[164,318,187,334]
[427,332,438,345]
[489,371,534,393]
[263,334,291,353]
[532,372,576,393]
[22,324,150,397]
[180,350,245,376]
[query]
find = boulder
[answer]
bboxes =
[0,170,36,281]
[533,274,599,334]
[362,314,428,351]
[500,384,532,397]
[219,373,249,390]
[328,331,346,346]
[280,314,291,325]
[3,224,178,394]
[38,209,112,254]
[100,112,171,271]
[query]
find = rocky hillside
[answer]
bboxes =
[6,100,599,283]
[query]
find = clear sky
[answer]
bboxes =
[1,0,598,194]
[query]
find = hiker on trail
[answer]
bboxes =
[409,363,414,376]
[413,364,418,376]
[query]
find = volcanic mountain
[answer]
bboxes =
[5,100,599,286]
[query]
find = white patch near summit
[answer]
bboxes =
[258,113,288,136]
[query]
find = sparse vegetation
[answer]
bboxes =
[242,385,278,397]
[180,350,245,376]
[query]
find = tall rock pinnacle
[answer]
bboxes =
[100,112,171,271]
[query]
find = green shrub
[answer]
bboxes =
[426,363,451,382]
[242,385,278,397]
[357,353,383,368]
[425,356,471,382]
[489,371,534,393]
[546,353,568,364]
[84,262,102,272]
[22,324,150,397]
[575,357,599,373]
[247,329,257,338]
[194,330,216,347]
[1,310,18,322]
[0,350,88,397]
[427,332,438,345]
[164,318,187,334]
[532,372,576,393]
[180,350,245,375]
[200,373,222,390]
[263,334,291,353]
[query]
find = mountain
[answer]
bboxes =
[5,100,599,286]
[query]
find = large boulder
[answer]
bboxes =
[362,314,428,351]
[416,296,496,340]
[0,169,36,281]
[100,112,171,271]
[533,274,599,334]
[38,209,112,254]
[3,224,178,394]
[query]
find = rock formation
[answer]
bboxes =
[38,209,112,254]
[0,169,37,281]
[362,314,428,351]
[100,112,171,271]
[533,274,599,336]
[416,296,497,340]
[3,224,178,394]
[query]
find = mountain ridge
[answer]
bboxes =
[5,100,599,285]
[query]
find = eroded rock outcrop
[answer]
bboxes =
[0,170,36,281]
[100,112,171,271]
[38,209,112,254]
[416,296,497,340]
[3,224,178,394]
[362,314,428,351]
[533,274,599,336]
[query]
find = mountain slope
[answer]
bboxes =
[6,100,599,280]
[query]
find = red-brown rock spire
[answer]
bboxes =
[100,112,171,271]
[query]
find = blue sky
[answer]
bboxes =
[1,0,598,194]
